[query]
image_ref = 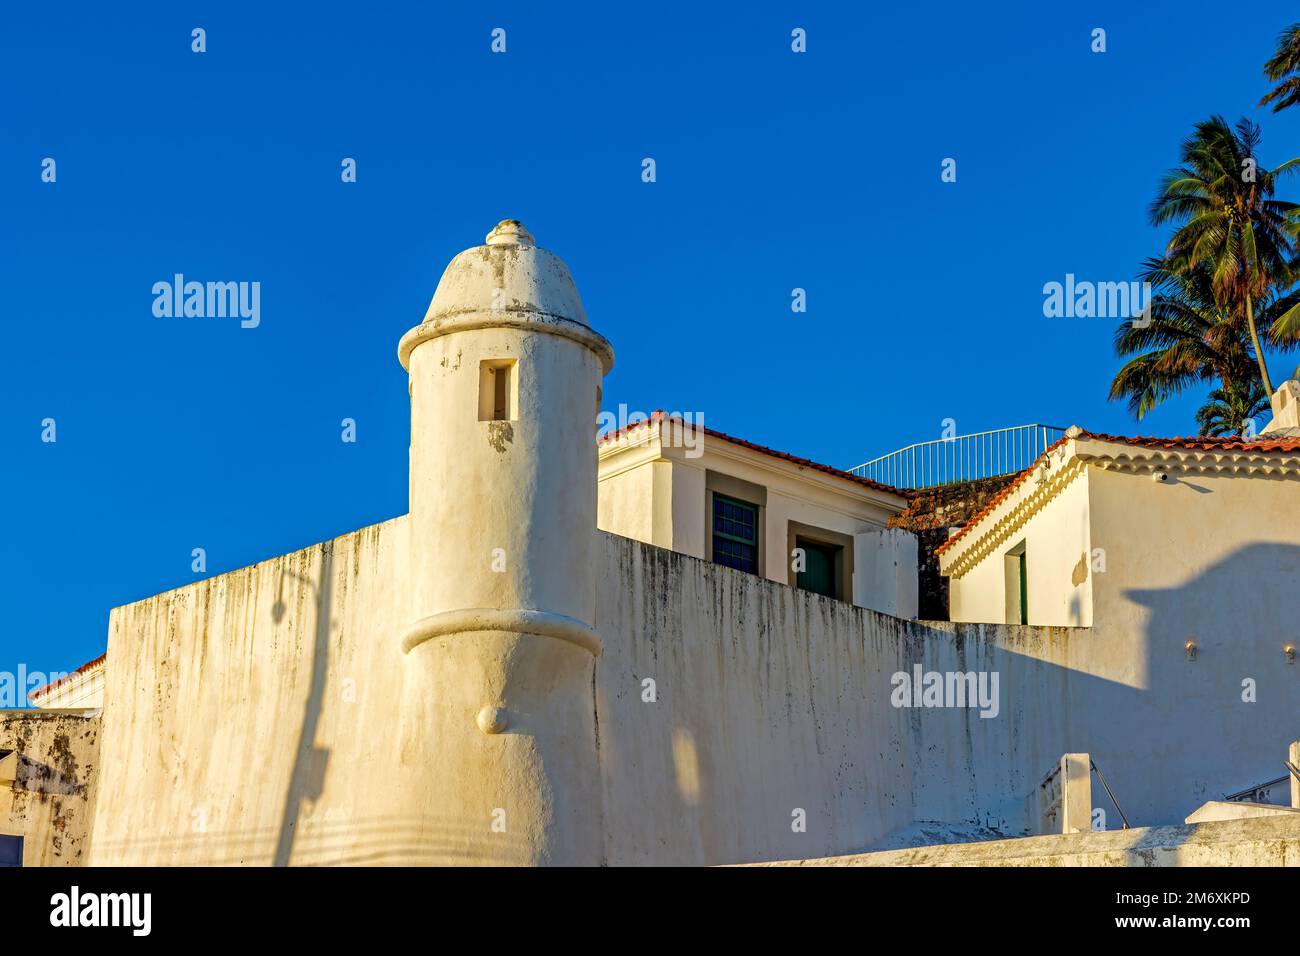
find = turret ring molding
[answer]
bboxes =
[398,310,615,373]
[401,607,603,656]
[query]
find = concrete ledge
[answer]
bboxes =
[1185,801,1300,824]
[752,815,1300,867]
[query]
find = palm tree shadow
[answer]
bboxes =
[892,542,1300,851]
[1118,541,1300,816]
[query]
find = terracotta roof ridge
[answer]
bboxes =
[27,652,107,701]
[1072,430,1300,452]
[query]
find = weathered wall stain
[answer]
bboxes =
[55,515,1298,867]
[487,420,514,453]
[1,710,100,866]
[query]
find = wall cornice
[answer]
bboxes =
[1074,442,1300,480]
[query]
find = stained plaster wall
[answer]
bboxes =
[80,517,1297,865]
[1,710,99,866]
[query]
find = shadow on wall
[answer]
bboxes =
[901,542,1300,842]
[904,546,1300,842]
[272,547,334,867]
[1120,542,1300,804]
[11,753,86,797]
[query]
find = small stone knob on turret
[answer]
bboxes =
[485,219,535,246]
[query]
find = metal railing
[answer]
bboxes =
[1224,775,1290,804]
[849,424,1067,490]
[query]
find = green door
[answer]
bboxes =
[797,540,836,598]
[1018,552,1028,624]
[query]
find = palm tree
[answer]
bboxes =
[1149,116,1300,397]
[1111,261,1257,418]
[1108,259,1300,421]
[1195,381,1270,436]
[1261,23,1300,113]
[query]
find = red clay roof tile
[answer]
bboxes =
[27,652,106,702]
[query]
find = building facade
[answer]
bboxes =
[940,426,1300,632]
[597,412,917,617]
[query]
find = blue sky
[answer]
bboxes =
[2,2,1297,679]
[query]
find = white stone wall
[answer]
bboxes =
[596,455,661,548]
[594,529,1300,861]
[594,532,918,864]
[81,517,1300,865]
[88,518,412,866]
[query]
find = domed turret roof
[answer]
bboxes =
[399,220,612,372]
[422,220,589,326]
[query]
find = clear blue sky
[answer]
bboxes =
[2,2,1296,679]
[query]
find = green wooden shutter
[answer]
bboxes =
[1018,552,1028,624]
[797,540,836,598]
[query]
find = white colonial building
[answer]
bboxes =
[940,425,1300,631]
[597,412,917,617]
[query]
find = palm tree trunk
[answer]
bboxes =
[1245,291,1275,397]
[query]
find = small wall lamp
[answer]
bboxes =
[1286,644,1296,664]
[1185,639,1197,662]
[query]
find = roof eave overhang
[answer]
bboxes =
[939,437,1300,579]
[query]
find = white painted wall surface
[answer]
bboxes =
[947,469,1092,627]
[89,519,411,866]
[594,532,918,864]
[81,520,1300,865]
[597,457,658,547]
[1085,465,1300,812]
[594,530,1300,861]
[855,528,919,619]
[668,461,707,557]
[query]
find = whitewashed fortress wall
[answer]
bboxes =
[80,519,1300,865]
